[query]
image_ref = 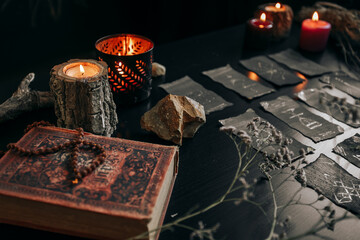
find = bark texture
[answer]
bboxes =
[50,59,118,136]
[0,73,54,124]
[255,4,294,40]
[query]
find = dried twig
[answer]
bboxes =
[0,73,54,123]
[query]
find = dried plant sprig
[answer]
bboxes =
[130,118,355,240]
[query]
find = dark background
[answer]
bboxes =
[1,1,360,239]
[0,0,359,75]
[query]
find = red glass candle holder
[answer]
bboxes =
[95,34,154,105]
[245,16,273,50]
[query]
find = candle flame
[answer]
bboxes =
[312,11,319,21]
[128,38,134,55]
[79,64,85,75]
[260,13,266,22]
[118,37,135,56]
[275,2,281,8]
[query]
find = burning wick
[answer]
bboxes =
[259,13,266,28]
[275,2,281,9]
[80,64,85,76]
[312,11,319,22]
[260,13,266,22]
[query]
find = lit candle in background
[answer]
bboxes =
[255,2,293,40]
[64,62,100,78]
[245,13,273,49]
[265,2,285,12]
[299,11,331,52]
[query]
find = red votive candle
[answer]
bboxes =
[299,11,331,52]
[246,13,273,49]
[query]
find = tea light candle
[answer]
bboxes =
[50,59,118,136]
[245,13,273,49]
[255,2,293,40]
[299,11,331,52]
[63,62,100,78]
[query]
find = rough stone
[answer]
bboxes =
[140,94,206,145]
[152,62,166,77]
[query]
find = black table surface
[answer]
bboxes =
[1,23,360,239]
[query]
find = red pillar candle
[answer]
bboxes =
[299,11,331,52]
[245,13,273,49]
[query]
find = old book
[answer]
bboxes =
[0,126,179,240]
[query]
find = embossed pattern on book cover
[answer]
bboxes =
[0,126,178,219]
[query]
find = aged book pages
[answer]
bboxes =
[0,126,179,240]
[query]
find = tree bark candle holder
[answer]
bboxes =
[50,59,118,136]
[255,2,293,41]
[95,34,154,105]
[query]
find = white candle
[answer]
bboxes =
[63,62,100,78]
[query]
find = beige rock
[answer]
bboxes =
[152,62,166,77]
[140,94,206,145]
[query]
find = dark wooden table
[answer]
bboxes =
[1,22,360,239]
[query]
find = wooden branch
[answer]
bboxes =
[0,73,54,124]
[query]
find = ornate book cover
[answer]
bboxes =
[0,126,179,240]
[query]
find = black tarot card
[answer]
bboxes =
[202,64,274,100]
[239,56,303,86]
[219,108,314,160]
[300,154,360,216]
[296,88,360,128]
[268,49,330,76]
[333,134,360,168]
[319,71,360,99]
[260,96,344,143]
[160,75,233,114]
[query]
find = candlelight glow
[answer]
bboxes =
[295,72,307,80]
[80,64,85,75]
[312,11,319,21]
[247,71,260,82]
[128,38,134,55]
[293,72,308,93]
[275,2,281,8]
[118,38,135,56]
[260,13,266,22]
